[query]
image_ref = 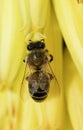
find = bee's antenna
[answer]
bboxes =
[41,39,44,42]
[29,40,32,42]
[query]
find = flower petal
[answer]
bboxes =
[0,0,25,89]
[52,0,83,78]
[64,48,83,130]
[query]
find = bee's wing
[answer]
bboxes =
[46,62,60,98]
[20,63,30,101]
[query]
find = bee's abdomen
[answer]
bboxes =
[32,92,47,102]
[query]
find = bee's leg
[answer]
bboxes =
[45,50,53,62]
[49,54,53,62]
[48,73,54,80]
[23,56,28,63]
[45,49,49,52]
[23,59,25,62]
[26,76,29,81]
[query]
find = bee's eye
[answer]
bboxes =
[27,43,35,51]
[35,41,45,49]
[39,42,45,49]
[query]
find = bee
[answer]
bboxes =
[20,39,60,102]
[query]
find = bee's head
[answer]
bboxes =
[27,40,45,51]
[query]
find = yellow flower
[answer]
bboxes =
[1,0,82,130]
[53,0,83,130]
[53,0,83,78]
[64,49,83,130]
